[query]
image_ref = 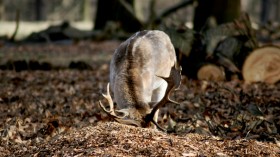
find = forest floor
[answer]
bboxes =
[0,41,279,156]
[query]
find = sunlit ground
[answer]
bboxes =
[0,21,93,40]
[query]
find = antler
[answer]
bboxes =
[145,63,182,129]
[99,83,141,126]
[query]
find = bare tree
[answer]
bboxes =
[0,0,4,20]
[94,0,142,32]
[193,0,241,31]
[81,0,91,21]
[35,0,43,21]
[261,0,280,24]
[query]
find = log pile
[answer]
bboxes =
[168,13,280,84]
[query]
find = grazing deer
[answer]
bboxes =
[99,30,181,130]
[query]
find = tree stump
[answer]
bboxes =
[242,46,280,84]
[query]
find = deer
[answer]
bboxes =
[99,30,181,131]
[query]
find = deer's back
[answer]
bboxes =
[110,30,176,108]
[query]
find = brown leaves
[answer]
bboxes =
[167,80,280,142]
[0,41,279,156]
[3,122,279,156]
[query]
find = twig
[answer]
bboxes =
[10,9,20,42]
[118,0,144,25]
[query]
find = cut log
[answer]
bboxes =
[197,64,225,81]
[242,46,280,84]
[170,13,258,80]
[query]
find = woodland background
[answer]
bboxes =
[0,0,280,156]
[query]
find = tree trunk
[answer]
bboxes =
[35,0,43,21]
[193,0,241,31]
[81,0,91,21]
[260,0,280,24]
[94,0,142,32]
[0,0,4,20]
